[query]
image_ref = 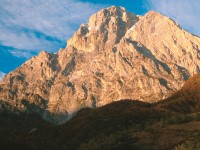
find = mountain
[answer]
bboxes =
[0,74,200,150]
[0,6,200,122]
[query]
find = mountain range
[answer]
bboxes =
[0,6,200,124]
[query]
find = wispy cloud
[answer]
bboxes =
[0,0,106,53]
[0,71,5,82]
[146,0,200,36]
[8,49,37,59]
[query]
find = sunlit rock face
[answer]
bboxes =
[0,6,200,122]
[68,6,138,52]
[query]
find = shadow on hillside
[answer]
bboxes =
[0,73,200,150]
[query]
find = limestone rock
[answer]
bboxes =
[68,6,138,52]
[0,6,200,122]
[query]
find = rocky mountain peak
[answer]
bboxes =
[126,9,200,75]
[0,6,200,123]
[67,6,138,52]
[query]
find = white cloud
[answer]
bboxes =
[0,0,106,52]
[0,28,63,51]
[9,49,37,59]
[147,0,200,36]
[0,71,5,82]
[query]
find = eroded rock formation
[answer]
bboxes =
[0,6,200,121]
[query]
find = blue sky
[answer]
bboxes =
[0,0,200,76]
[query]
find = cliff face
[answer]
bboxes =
[0,6,200,121]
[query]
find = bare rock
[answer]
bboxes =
[0,6,200,122]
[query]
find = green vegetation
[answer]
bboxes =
[0,99,200,150]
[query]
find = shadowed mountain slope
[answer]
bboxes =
[156,74,200,113]
[0,74,200,149]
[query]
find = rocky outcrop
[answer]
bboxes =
[0,6,200,121]
[68,6,138,52]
